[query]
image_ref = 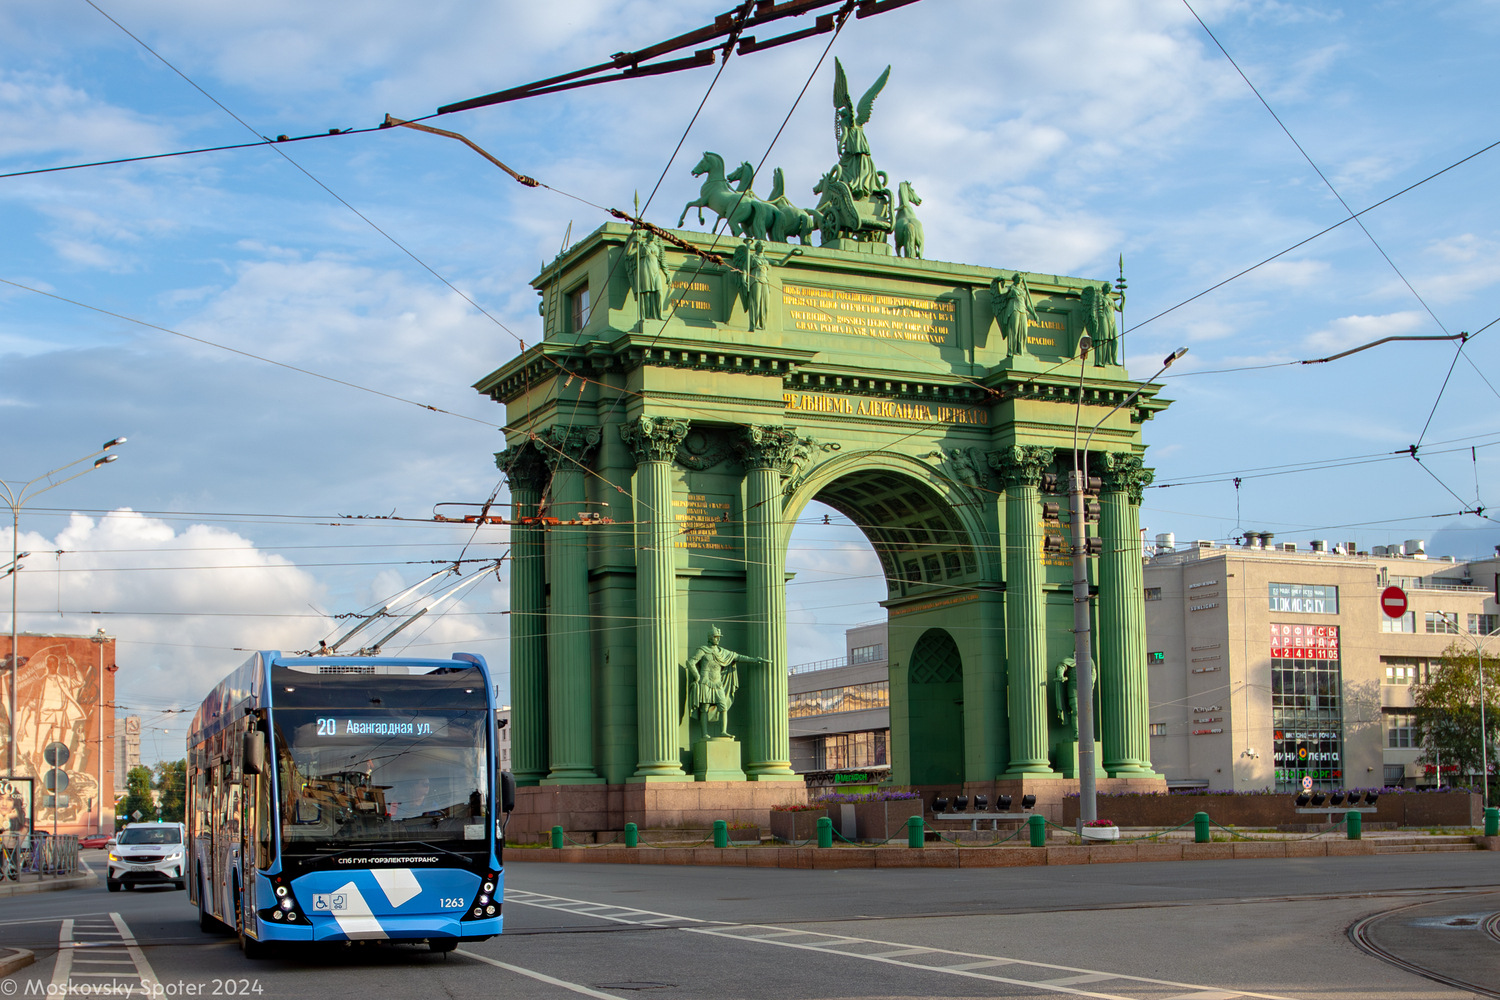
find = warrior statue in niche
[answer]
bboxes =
[685,626,769,741]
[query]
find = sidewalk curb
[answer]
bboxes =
[0,948,36,978]
[0,872,97,898]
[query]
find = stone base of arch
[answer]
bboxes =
[908,777,1168,826]
[504,780,810,842]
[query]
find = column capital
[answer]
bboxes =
[987,445,1055,489]
[1098,451,1153,504]
[621,416,690,464]
[735,425,803,474]
[496,442,548,492]
[536,425,602,472]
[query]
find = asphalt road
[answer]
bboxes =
[2,850,1497,1000]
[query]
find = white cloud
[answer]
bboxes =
[3,510,322,715]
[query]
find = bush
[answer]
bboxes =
[813,790,921,804]
[770,802,822,812]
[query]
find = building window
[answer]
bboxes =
[789,680,890,719]
[1268,582,1339,614]
[1468,614,1500,636]
[1386,712,1417,748]
[1383,764,1406,786]
[1270,623,1344,791]
[1425,611,1458,634]
[1381,656,1435,685]
[849,643,884,665]
[1149,723,1167,736]
[568,284,590,332]
[1144,587,1162,601]
[816,730,888,770]
[1380,611,1416,633]
[1384,664,1417,685]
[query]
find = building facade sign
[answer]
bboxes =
[782,283,957,345]
[1268,582,1339,615]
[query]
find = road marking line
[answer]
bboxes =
[110,913,160,995]
[506,889,1293,1000]
[50,919,75,990]
[456,949,630,1000]
[944,959,1017,970]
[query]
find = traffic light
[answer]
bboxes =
[1083,501,1100,523]
[1043,534,1065,554]
[1041,472,1060,494]
[1084,537,1104,557]
[1041,502,1060,521]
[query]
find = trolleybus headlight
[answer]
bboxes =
[279,899,292,910]
[286,912,297,921]
[275,886,288,898]
[477,894,489,905]
[485,905,497,915]
[483,881,494,893]
[272,911,283,920]
[472,907,483,917]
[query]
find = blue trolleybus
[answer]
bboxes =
[186,651,515,957]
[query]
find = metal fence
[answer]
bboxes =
[1,832,80,879]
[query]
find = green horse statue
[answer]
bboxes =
[678,151,774,240]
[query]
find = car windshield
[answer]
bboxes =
[271,665,490,849]
[117,827,181,845]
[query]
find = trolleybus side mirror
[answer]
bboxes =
[243,730,267,775]
[500,770,516,814]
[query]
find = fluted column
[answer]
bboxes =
[1098,452,1158,776]
[991,446,1059,776]
[498,443,549,786]
[622,417,691,780]
[536,427,603,784]
[735,426,801,780]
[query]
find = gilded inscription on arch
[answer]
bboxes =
[782,283,956,345]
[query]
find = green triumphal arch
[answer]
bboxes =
[473,63,1168,832]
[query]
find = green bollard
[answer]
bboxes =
[1194,812,1210,844]
[713,819,729,848]
[1346,810,1362,840]
[624,822,638,848]
[816,815,833,849]
[1485,807,1498,838]
[907,815,924,849]
[1028,813,1046,848]
[550,825,564,850]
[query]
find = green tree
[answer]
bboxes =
[1414,642,1498,802]
[118,765,154,823]
[155,759,186,823]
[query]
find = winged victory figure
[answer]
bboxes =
[833,59,890,200]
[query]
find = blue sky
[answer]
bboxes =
[4,1,1500,763]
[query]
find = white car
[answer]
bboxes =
[106,822,187,892]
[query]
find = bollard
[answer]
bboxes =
[816,815,833,849]
[1346,810,1362,840]
[624,822,638,848]
[550,825,564,850]
[1028,813,1046,848]
[1194,812,1210,844]
[713,819,728,848]
[907,815,924,849]
[1486,807,1498,838]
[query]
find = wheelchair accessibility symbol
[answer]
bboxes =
[312,893,348,912]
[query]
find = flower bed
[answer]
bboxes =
[769,806,824,843]
[1061,789,1483,828]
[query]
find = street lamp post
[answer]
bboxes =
[90,628,110,835]
[1441,613,1491,805]
[1070,349,1186,826]
[2,438,126,777]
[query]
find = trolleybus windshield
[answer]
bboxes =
[271,666,490,849]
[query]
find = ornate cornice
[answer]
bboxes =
[1098,451,1153,505]
[987,445,1055,490]
[620,416,690,465]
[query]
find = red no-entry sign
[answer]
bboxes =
[1381,585,1408,619]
